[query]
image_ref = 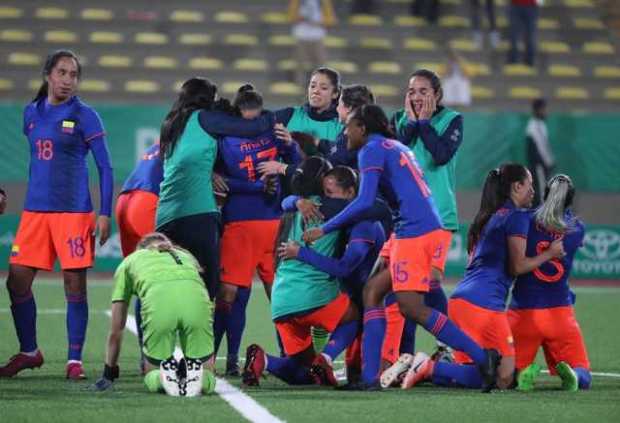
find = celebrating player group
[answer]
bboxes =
[1,49,591,396]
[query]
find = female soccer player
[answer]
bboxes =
[400,164,564,391]
[509,174,591,391]
[1,50,113,380]
[303,105,500,391]
[91,233,216,396]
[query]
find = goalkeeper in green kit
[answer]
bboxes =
[92,233,216,396]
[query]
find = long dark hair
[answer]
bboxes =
[160,77,232,159]
[410,68,443,104]
[233,83,263,113]
[349,104,395,139]
[33,49,82,102]
[340,84,375,110]
[467,163,529,253]
[325,166,359,194]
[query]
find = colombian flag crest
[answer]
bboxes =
[11,245,19,257]
[62,120,75,134]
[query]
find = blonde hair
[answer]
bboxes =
[535,174,575,233]
[136,232,202,272]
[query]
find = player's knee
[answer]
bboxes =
[496,358,515,389]
[218,283,237,303]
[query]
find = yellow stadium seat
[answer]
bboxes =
[540,41,570,54]
[360,37,392,49]
[0,78,14,90]
[369,84,398,97]
[564,0,594,7]
[270,82,303,96]
[509,86,542,99]
[80,80,110,92]
[450,38,479,52]
[471,86,495,99]
[583,42,614,55]
[277,60,297,71]
[548,64,581,77]
[369,61,401,74]
[144,56,178,69]
[135,33,169,45]
[99,55,132,68]
[465,62,490,77]
[29,79,42,91]
[269,35,296,47]
[44,30,78,43]
[215,11,249,24]
[324,36,348,48]
[125,80,160,94]
[233,59,268,72]
[224,34,258,46]
[496,0,508,5]
[594,66,620,78]
[416,62,444,74]
[403,38,436,51]
[90,32,124,44]
[0,7,22,18]
[442,0,463,5]
[81,8,113,20]
[393,16,426,27]
[35,7,68,19]
[189,57,223,70]
[555,87,589,99]
[439,16,469,28]
[573,17,604,29]
[0,30,33,42]
[8,52,40,66]
[178,33,212,46]
[538,18,559,30]
[326,61,358,74]
[496,16,508,29]
[170,10,204,23]
[604,87,620,100]
[261,12,288,25]
[349,14,383,26]
[503,64,537,77]
[222,81,247,94]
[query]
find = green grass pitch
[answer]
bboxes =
[1,279,619,422]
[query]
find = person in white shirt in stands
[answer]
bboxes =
[442,49,472,108]
[526,98,555,206]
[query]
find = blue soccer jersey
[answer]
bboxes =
[451,200,530,311]
[120,143,163,195]
[22,96,113,215]
[322,134,441,238]
[510,210,585,309]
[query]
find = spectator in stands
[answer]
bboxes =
[507,0,539,66]
[442,49,472,107]
[525,98,554,207]
[411,0,440,24]
[288,0,337,86]
[0,188,6,214]
[470,0,500,49]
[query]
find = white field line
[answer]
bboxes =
[105,311,285,423]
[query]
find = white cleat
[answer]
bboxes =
[160,357,181,397]
[401,352,432,390]
[380,353,414,388]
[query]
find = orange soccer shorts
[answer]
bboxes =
[220,219,280,287]
[115,190,158,257]
[10,210,96,270]
[389,229,451,293]
[449,298,515,363]
[507,306,590,372]
[275,293,350,356]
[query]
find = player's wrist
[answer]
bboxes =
[103,363,120,381]
[279,164,288,175]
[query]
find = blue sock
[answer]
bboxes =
[575,367,592,390]
[213,299,232,355]
[400,319,417,354]
[432,362,482,388]
[9,288,38,352]
[323,320,358,361]
[226,287,250,363]
[361,307,386,384]
[66,293,88,361]
[266,354,314,385]
[135,299,144,350]
[422,309,486,366]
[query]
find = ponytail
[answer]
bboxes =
[535,174,575,233]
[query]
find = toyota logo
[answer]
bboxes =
[581,230,620,260]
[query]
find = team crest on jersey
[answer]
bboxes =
[11,245,19,257]
[62,120,75,134]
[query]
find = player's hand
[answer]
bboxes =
[212,172,229,194]
[297,199,323,224]
[548,238,566,259]
[303,227,324,244]
[275,123,293,145]
[404,92,416,121]
[418,94,436,120]
[258,161,286,177]
[278,241,300,260]
[0,191,6,214]
[97,215,111,246]
[264,176,279,195]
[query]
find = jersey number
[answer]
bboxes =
[67,237,86,258]
[36,139,54,160]
[533,240,565,283]
[399,152,430,197]
[239,147,278,182]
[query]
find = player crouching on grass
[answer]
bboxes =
[91,233,216,396]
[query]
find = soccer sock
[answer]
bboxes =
[425,285,448,349]
[432,362,482,388]
[66,292,88,361]
[400,318,417,354]
[383,301,405,364]
[213,299,233,355]
[421,309,486,366]
[144,369,164,393]
[323,320,358,361]
[226,287,250,364]
[202,369,216,394]
[9,288,38,353]
[311,327,330,352]
[361,307,386,384]
[575,367,592,390]
[265,354,314,385]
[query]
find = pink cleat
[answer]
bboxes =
[0,351,44,378]
[66,361,87,380]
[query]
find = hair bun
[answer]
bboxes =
[238,83,254,94]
